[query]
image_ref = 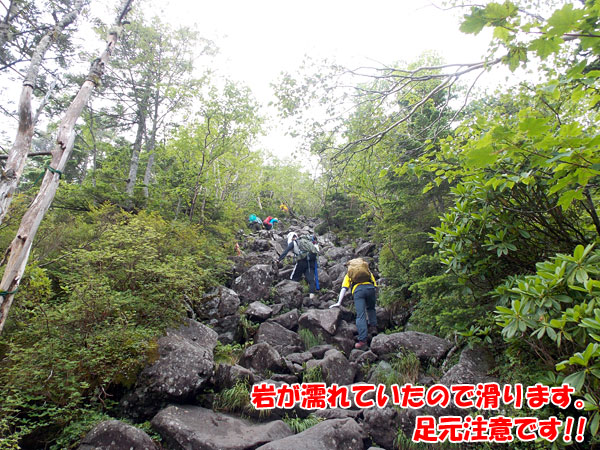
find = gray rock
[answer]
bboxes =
[363,407,401,450]
[285,351,313,366]
[256,321,303,356]
[196,286,240,318]
[370,331,452,364]
[239,342,285,375]
[273,280,303,309]
[440,345,498,386]
[354,242,376,257]
[233,264,276,304]
[246,301,274,322]
[213,364,257,390]
[269,308,299,331]
[319,349,356,386]
[328,263,348,282]
[120,320,217,420]
[256,418,363,450]
[308,344,336,359]
[299,308,341,337]
[78,420,157,450]
[151,405,293,450]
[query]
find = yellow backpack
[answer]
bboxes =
[347,258,372,283]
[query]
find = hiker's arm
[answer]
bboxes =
[278,242,294,261]
[330,274,351,308]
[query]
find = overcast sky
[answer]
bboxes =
[94,0,499,158]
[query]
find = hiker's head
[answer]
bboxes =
[272,218,279,223]
[287,232,298,244]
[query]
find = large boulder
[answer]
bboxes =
[233,264,276,304]
[151,405,293,450]
[325,247,352,264]
[256,418,364,450]
[121,320,218,420]
[370,331,452,364]
[299,308,341,337]
[246,301,273,322]
[315,268,332,290]
[327,263,348,282]
[194,286,241,344]
[256,321,303,356]
[440,345,498,386]
[272,280,304,309]
[269,308,299,331]
[362,407,401,450]
[213,364,257,390]
[306,349,356,386]
[238,342,285,375]
[78,420,157,450]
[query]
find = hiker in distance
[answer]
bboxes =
[278,232,318,300]
[330,258,377,350]
[247,214,263,231]
[262,216,279,231]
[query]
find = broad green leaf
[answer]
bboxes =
[529,36,562,59]
[557,189,584,210]
[464,146,499,168]
[460,8,487,34]
[546,4,583,36]
[563,370,586,391]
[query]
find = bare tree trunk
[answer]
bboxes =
[142,85,160,198]
[125,108,146,196]
[0,0,84,224]
[0,0,134,334]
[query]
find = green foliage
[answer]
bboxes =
[316,192,366,239]
[299,328,324,350]
[213,380,251,414]
[494,244,600,434]
[302,365,323,383]
[0,203,235,446]
[373,351,420,388]
[213,342,245,365]
[282,414,322,434]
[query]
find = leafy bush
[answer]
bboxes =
[494,244,600,435]
[0,204,235,447]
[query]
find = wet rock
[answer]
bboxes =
[239,342,285,375]
[246,301,274,322]
[151,405,293,450]
[370,331,452,364]
[78,420,157,450]
[120,320,217,420]
[256,418,363,450]
[256,321,303,356]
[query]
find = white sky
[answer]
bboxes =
[94,0,501,159]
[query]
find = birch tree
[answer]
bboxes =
[0,0,85,224]
[0,0,134,334]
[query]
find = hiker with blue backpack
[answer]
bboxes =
[278,232,319,299]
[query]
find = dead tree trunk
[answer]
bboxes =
[0,0,84,224]
[0,0,134,334]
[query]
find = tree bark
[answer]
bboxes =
[0,0,84,224]
[142,84,160,198]
[125,107,146,196]
[0,0,134,334]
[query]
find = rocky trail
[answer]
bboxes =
[78,218,496,450]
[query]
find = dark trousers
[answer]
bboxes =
[290,258,316,293]
[353,284,377,342]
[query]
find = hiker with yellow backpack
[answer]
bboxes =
[330,258,377,350]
